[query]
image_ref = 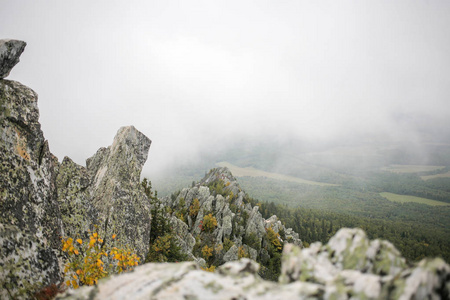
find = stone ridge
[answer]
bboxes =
[59,229,450,299]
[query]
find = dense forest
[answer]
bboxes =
[250,198,450,263]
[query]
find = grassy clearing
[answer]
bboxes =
[380,192,450,206]
[421,171,450,181]
[216,161,339,186]
[381,164,445,173]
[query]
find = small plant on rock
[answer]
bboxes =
[61,231,139,289]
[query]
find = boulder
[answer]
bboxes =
[0,39,26,78]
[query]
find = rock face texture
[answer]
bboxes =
[0,39,152,298]
[59,229,450,300]
[86,126,152,257]
[0,39,26,78]
[57,126,152,257]
[0,77,62,298]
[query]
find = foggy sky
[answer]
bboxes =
[1,0,450,176]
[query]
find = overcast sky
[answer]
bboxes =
[1,0,450,175]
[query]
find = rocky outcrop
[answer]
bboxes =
[59,228,450,299]
[161,167,302,277]
[0,76,62,298]
[56,126,152,257]
[0,39,26,78]
[278,228,449,299]
[1,39,152,298]
[87,126,152,256]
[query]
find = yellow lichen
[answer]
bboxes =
[14,129,30,160]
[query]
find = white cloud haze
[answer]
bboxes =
[1,0,450,175]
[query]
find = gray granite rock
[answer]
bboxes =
[1,41,155,298]
[0,79,63,298]
[0,39,26,78]
[57,259,325,300]
[85,126,152,258]
[0,224,61,299]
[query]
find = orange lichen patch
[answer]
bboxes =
[16,144,30,160]
[14,128,30,160]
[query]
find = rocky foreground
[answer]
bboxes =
[60,228,450,299]
[1,39,450,299]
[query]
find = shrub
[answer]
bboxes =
[201,265,216,272]
[266,227,282,251]
[62,232,139,289]
[243,232,261,251]
[202,214,218,233]
[189,198,200,218]
[146,233,188,263]
[202,245,213,260]
[238,246,249,259]
[223,238,234,252]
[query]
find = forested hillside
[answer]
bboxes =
[149,142,450,266]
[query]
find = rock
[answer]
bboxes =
[223,244,239,262]
[245,206,266,241]
[280,228,450,299]
[0,79,63,298]
[0,224,61,299]
[161,167,303,279]
[394,257,450,299]
[1,41,155,297]
[264,215,282,232]
[0,39,26,78]
[56,156,95,238]
[217,257,260,276]
[85,126,152,258]
[170,215,196,255]
[57,259,325,300]
[222,213,233,238]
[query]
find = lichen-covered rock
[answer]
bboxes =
[1,41,155,298]
[85,126,152,258]
[0,39,26,78]
[223,244,239,262]
[57,259,325,300]
[390,257,450,299]
[0,78,63,298]
[160,167,303,278]
[169,215,196,256]
[280,228,450,299]
[56,156,96,238]
[0,224,61,299]
[245,206,266,241]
